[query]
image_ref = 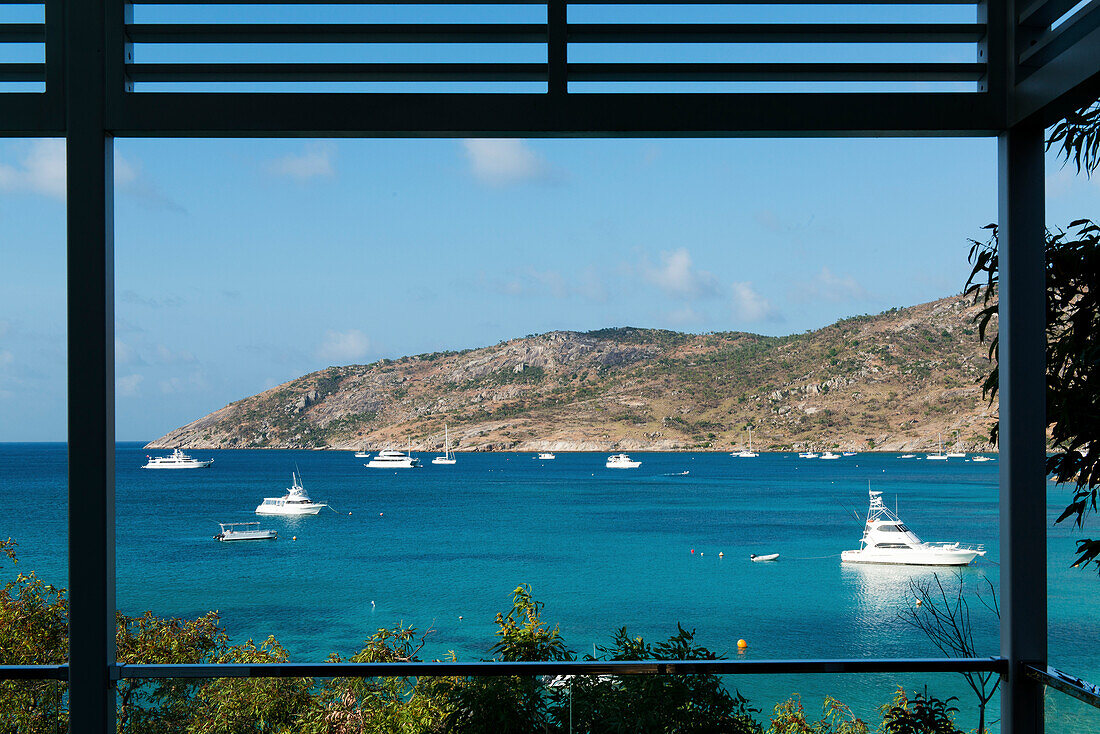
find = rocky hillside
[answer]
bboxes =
[148,295,999,452]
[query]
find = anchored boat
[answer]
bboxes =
[606,453,641,469]
[255,471,327,515]
[214,522,277,542]
[142,447,213,469]
[841,489,985,566]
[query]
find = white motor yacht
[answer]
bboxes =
[255,471,328,516]
[820,451,841,460]
[354,450,370,458]
[606,453,641,469]
[798,451,818,459]
[842,452,857,457]
[367,448,422,468]
[900,454,917,459]
[972,455,994,463]
[142,447,213,469]
[841,489,985,566]
[731,427,758,457]
[214,522,277,542]
[432,424,457,465]
[537,452,556,460]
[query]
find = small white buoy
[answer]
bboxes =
[718,552,724,557]
[458,615,463,620]
[348,511,353,516]
[379,512,384,517]
[292,536,297,541]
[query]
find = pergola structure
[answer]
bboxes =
[1,0,1099,731]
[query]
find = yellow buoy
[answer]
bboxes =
[718,552,724,557]
[292,536,297,541]
[737,639,748,649]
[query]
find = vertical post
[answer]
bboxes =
[547,0,567,96]
[998,123,1047,734]
[66,0,115,730]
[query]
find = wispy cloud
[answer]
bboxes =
[802,267,873,303]
[639,248,720,300]
[489,267,607,302]
[731,281,782,323]
[317,329,371,363]
[0,139,66,199]
[268,143,336,181]
[462,139,552,186]
[159,370,206,395]
[115,151,187,214]
[120,290,184,309]
[117,373,144,398]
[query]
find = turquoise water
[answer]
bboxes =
[2,442,1098,731]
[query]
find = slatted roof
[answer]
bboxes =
[0,2,1097,137]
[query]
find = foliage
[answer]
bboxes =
[766,695,868,734]
[896,574,999,733]
[296,625,459,734]
[965,219,1100,570]
[447,585,572,733]
[1047,101,1100,177]
[561,625,762,734]
[0,538,69,734]
[880,688,963,734]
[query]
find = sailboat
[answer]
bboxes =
[946,431,966,458]
[926,434,949,460]
[432,423,457,465]
[731,427,759,458]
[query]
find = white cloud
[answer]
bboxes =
[115,338,136,365]
[159,370,206,395]
[268,143,336,180]
[640,248,720,299]
[154,344,196,364]
[462,139,550,186]
[731,281,782,323]
[317,329,371,363]
[0,139,66,199]
[805,267,872,303]
[117,373,143,398]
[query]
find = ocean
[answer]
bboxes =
[2,442,1098,731]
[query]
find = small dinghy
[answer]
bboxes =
[750,553,779,562]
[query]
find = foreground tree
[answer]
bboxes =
[897,574,1000,733]
[965,97,1100,572]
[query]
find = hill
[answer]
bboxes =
[148,294,998,453]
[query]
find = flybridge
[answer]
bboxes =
[0,0,1097,136]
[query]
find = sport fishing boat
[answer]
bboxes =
[537,452,556,460]
[606,453,641,469]
[367,448,421,468]
[214,522,277,542]
[255,471,327,515]
[142,447,213,469]
[820,451,841,460]
[432,424,457,465]
[841,489,985,566]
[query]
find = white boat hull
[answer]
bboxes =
[143,460,213,469]
[751,553,779,562]
[432,457,456,465]
[606,461,641,468]
[255,505,323,516]
[367,459,420,468]
[216,530,277,541]
[840,548,984,566]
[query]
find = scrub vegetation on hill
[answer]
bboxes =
[1,539,971,734]
[149,295,998,454]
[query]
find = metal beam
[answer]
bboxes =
[998,123,1047,734]
[1014,16,1100,124]
[66,0,115,731]
[117,657,1009,679]
[107,91,1001,137]
[122,22,986,44]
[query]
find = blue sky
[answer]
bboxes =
[0,135,1096,441]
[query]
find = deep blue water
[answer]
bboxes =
[2,442,1098,731]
